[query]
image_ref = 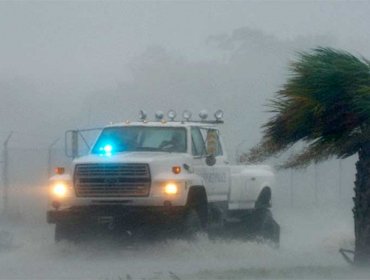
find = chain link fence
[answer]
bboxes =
[0,137,357,223]
[1,147,71,223]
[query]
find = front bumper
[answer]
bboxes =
[47,205,186,227]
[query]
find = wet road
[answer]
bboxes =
[0,206,367,279]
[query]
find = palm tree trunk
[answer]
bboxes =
[353,143,370,265]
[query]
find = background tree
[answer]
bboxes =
[246,47,370,265]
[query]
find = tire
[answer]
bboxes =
[54,223,79,243]
[252,208,280,246]
[182,209,203,239]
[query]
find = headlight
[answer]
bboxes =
[164,183,178,195]
[51,182,69,198]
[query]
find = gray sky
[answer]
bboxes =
[1,1,370,92]
[1,1,370,148]
[0,5,365,276]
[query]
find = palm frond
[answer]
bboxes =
[247,47,370,168]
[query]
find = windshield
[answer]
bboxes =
[92,126,187,154]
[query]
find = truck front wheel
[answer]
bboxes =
[181,186,208,239]
[55,223,79,243]
[182,208,203,239]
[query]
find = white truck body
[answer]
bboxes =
[47,119,278,242]
[48,121,274,211]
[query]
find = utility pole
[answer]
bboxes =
[235,139,248,163]
[71,130,79,159]
[2,132,13,215]
[314,163,319,205]
[290,169,294,207]
[48,138,60,177]
[338,159,343,203]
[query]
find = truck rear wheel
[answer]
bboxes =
[251,208,280,245]
[226,208,280,245]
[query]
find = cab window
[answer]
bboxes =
[200,128,223,156]
[191,127,223,157]
[191,127,206,156]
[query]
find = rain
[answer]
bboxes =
[0,1,370,279]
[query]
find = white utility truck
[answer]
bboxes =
[47,110,279,243]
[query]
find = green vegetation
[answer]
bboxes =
[247,48,370,265]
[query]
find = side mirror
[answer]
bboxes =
[65,127,103,158]
[205,154,216,166]
[65,130,80,158]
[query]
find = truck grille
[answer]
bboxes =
[74,163,151,197]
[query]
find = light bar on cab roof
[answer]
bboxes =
[136,109,224,123]
[167,110,177,121]
[182,110,192,121]
[214,109,224,121]
[139,110,147,121]
[199,110,208,120]
[155,111,164,121]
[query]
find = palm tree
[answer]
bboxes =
[245,47,370,265]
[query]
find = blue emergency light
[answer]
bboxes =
[99,144,113,156]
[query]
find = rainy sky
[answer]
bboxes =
[0,6,366,276]
[1,1,370,149]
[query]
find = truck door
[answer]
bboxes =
[191,127,230,203]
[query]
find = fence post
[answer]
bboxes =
[48,138,60,177]
[338,159,342,203]
[2,132,13,215]
[314,164,319,205]
[71,130,79,159]
[290,169,294,207]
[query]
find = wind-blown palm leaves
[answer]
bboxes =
[247,47,370,265]
[247,48,370,168]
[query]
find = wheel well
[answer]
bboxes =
[186,186,208,228]
[255,187,271,209]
